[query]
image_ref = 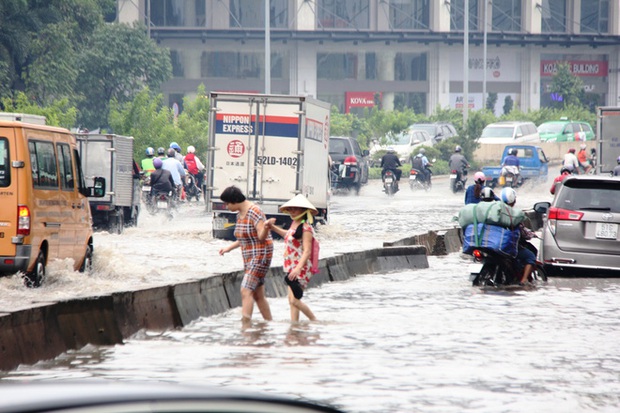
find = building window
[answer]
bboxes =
[365,53,376,80]
[149,0,205,27]
[170,50,184,77]
[229,0,288,28]
[449,0,479,31]
[395,53,427,81]
[317,0,370,29]
[540,0,566,33]
[389,0,429,30]
[394,93,426,114]
[202,52,285,79]
[492,0,521,32]
[580,0,609,33]
[317,53,358,79]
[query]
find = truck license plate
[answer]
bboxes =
[213,217,227,230]
[595,223,618,239]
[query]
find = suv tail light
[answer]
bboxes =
[547,206,583,235]
[17,205,31,236]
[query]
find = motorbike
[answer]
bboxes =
[146,191,175,219]
[409,168,430,191]
[382,169,398,196]
[330,159,361,195]
[468,243,547,287]
[500,165,523,188]
[449,168,467,193]
[140,174,152,204]
[184,172,202,202]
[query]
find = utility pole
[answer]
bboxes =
[265,0,271,94]
[463,0,469,132]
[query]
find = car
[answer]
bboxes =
[329,135,370,194]
[0,381,345,413]
[537,119,595,142]
[371,128,434,164]
[536,175,620,277]
[409,122,458,143]
[477,121,540,144]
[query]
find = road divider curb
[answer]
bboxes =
[0,244,431,372]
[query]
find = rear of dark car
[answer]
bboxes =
[328,136,369,194]
[540,176,620,276]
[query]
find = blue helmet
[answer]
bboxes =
[170,142,181,151]
[145,147,155,156]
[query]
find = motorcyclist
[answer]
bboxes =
[183,145,205,190]
[613,156,620,176]
[464,172,486,204]
[170,142,184,163]
[162,148,186,201]
[501,187,536,285]
[480,186,499,202]
[157,147,166,159]
[448,145,470,176]
[563,148,579,174]
[149,157,175,196]
[550,167,572,195]
[500,148,520,181]
[140,147,156,176]
[380,147,402,184]
[410,148,432,184]
[577,144,592,174]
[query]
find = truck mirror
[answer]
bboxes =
[90,177,106,197]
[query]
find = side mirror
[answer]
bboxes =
[362,149,369,157]
[88,177,106,197]
[533,201,550,214]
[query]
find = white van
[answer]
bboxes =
[0,118,105,287]
[478,121,540,144]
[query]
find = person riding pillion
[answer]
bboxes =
[410,148,432,183]
[500,148,520,178]
[380,147,402,181]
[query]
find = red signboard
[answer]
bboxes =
[345,92,377,113]
[540,60,608,77]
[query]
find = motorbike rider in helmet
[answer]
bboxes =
[480,186,498,202]
[500,148,520,183]
[614,156,620,176]
[410,148,432,184]
[464,171,487,204]
[550,166,572,195]
[162,148,187,201]
[448,145,470,176]
[141,147,156,176]
[380,147,402,190]
[157,147,166,159]
[149,157,175,197]
[563,148,579,174]
[577,144,592,174]
[169,142,184,163]
[501,187,536,285]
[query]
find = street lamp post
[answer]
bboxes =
[463,0,469,130]
[265,0,271,94]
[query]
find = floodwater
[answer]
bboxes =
[2,172,620,412]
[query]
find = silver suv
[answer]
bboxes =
[537,176,620,276]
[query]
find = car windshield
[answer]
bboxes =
[556,180,620,213]
[410,125,436,135]
[392,132,410,145]
[538,123,564,133]
[480,126,514,138]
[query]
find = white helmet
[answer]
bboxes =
[387,146,395,153]
[580,143,587,150]
[187,145,196,153]
[500,187,517,205]
[481,187,495,201]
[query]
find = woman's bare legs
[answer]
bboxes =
[253,285,272,321]
[288,288,316,322]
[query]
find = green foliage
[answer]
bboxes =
[1,92,77,127]
[550,62,585,109]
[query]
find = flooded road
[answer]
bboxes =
[2,173,620,412]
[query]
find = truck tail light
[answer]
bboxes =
[17,205,31,236]
[547,207,583,235]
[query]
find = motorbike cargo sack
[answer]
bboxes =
[457,201,525,229]
[462,223,520,257]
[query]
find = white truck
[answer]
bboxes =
[205,92,331,240]
[595,106,620,174]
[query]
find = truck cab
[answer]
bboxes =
[482,145,549,188]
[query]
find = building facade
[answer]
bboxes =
[117,0,620,116]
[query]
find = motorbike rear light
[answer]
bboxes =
[451,169,458,174]
[17,205,30,236]
[410,169,418,175]
[343,155,357,166]
[472,249,483,261]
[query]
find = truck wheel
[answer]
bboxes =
[24,250,46,288]
[79,245,93,273]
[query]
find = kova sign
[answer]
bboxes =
[345,92,379,113]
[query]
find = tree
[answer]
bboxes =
[1,91,77,128]
[549,62,585,109]
[75,22,172,129]
[486,93,498,112]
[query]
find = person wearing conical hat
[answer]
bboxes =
[218,186,273,326]
[266,194,317,322]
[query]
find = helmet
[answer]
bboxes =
[418,148,426,154]
[387,147,395,153]
[455,145,462,152]
[481,187,495,201]
[153,158,163,169]
[170,142,181,151]
[509,148,518,156]
[157,147,165,155]
[568,148,576,153]
[187,145,195,154]
[145,147,155,156]
[560,166,571,174]
[167,148,176,157]
[473,171,485,183]
[500,187,517,205]
[580,143,587,150]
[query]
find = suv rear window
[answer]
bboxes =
[0,138,9,187]
[556,179,620,213]
[329,139,350,155]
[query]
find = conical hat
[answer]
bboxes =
[279,194,318,215]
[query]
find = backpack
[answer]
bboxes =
[412,155,424,171]
[184,153,199,175]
